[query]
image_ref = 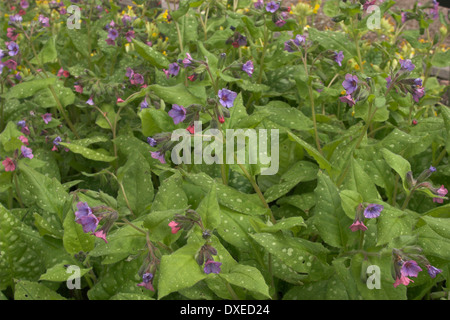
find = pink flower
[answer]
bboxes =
[42,113,52,124]
[93,230,108,243]
[168,220,181,234]
[74,85,83,93]
[19,135,29,145]
[2,157,16,172]
[393,275,414,288]
[349,220,368,232]
[433,185,448,203]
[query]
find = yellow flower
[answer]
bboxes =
[313,4,320,14]
[341,90,347,95]
[162,51,167,56]
[220,26,223,30]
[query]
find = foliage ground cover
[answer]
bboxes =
[0,0,449,301]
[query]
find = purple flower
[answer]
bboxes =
[126,67,134,79]
[86,97,94,105]
[218,88,237,109]
[414,78,423,86]
[386,76,392,89]
[426,265,442,278]
[339,94,356,106]
[242,60,254,77]
[275,19,286,27]
[266,1,279,13]
[7,42,19,56]
[363,204,384,218]
[168,62,180,77]
[254,0,264,9]
[53,136,62,146]
[151,151,166,164]
[140,98,149,110]
[363,0,376,11]
[333,51,344,67]
[21,145,34,159]
[76,214,99,233]
[182,53,193,68]
[122,14,132,25]
[125,30,135,42]
[108,29,119,40]
[430,0,439,19]
[168,104,187,124]
[17,120,26,128]
[433,185,448,203]
[399,59,415,72]
[401,260,422,278]
[42,113,52,124]
[39,15,50,27]
[429,166,436,173]
[293,34,306,46]
[204,260,222,274]
[4,59,17,70]
[75,202,92,219]
[412,86,425,102]
[9,14,23,25]
[20,0,29,9]
[401,12,407,24]
[342,74,358,94]
[137,273,154,291]
[147,137,157,147]
[130,73,144,85]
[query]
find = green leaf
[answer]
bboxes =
[139,107,175,137]
[186,173,269,216]
[219,264,270,299]
[250,232,327,274]
[196,186,221,230]
[88,259,154,300]
[342,157,380,201]
[381,148,411,193]
[264,161,318,203]
[89,221,146,264]
[3,78,56,100]
[14,281,66,300]
[313,172,355,248]
[0,205,46,290]
[117,152,154,216]
[149,83,204,106]
[287,131,335,177]
[59,142,116,162]
[39,263,91,282]
[17,164,68,217]
[30,37,57,65]
[376,203,416,246]
[420,216,450,240]
[143,209,185,244]
[63,211,96,256]
[132,39,170,69]
[158,242,207,299]
[0,121,23,152]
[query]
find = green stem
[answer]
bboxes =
[13,173,24,208]
[401,191,414,210]
[234,158,275,224]
[336,102,376,187]
[257,17,268,84]
[302,52,322,155]
[225,282,240,300]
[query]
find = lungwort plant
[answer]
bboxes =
[0,0,449,300]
